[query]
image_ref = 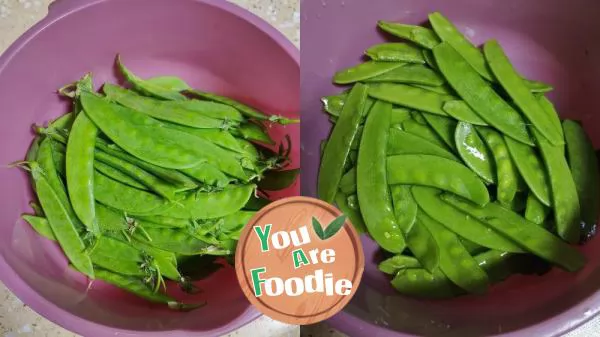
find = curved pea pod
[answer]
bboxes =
[165,99,245,122]
[533,128,581,244]
[21,215,55,241]
[368,83,451,116]
[116,56,187,101]
[390,185,417,234]
[357,101,405,253]
[391,107,412,125]
[95,161,148,190]
[26,136,41,166]
[90,236,145,276]
[378,255,421,274]
[377,21,441,49]
[29,163,94,278]
[387,154,490,206]
[442,194,586,272]
[181,163,231,188]
[134,227,229,256]
[433,42,533,145]
[455,122,496,184]
[258,168,300,191]
[321,92,347,117]
[478,127,519,204]
[318,83,368,203]
[539,97,564,140]
[400,120,449,150]
[233,122,274,145]
[333,61,405,84]
[422,113,458,152]
[505,137,551,206]
[525,193,550,226]
[391,267,462,299]
[339,168,356,194]
[365,43,426,63]
[388,128,458,161]
[364,65,444,86]
[483,41,563,146]
[159,184,255,219]
[145,76,191,91]
[49,112,76,132]
[335,192,366,234]
[405,216,439,273]
[417,211,489,294]
[442,100,488,126]
[563,120,600,231]
[103,84,226,129]
[412,186,524,252]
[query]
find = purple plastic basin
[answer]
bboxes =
[0,0,299,336]
[301,0,600,336]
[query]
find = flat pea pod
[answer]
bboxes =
[145,76,190,91]
[90,236,144,276]
[350,126,364,150]
[181,163,230,188]
[405,217,439,273]
[413,83,454,96]
[377,21,441,49]
[400,120,449,150]
[233,122,274,145]
[185,89,298,125]
[526,80,553,94]
[335,192,366,234]
[533,128,581,244]
[388,128,458,161]
[66,112,99,234]
[412,186,524,252]
[321,92,347,117]
[478,127,519,204]
[391,267,461,299]
[22,215,55,241]
[365,43,426,63]
[29,163,94,278]
[368,83,451,116]
[563,120,600,229]
[505,137,551,206]
[455,122,496,184]
[364,65,444,86]
[410,111,427,125]
[391,107,412,125]
[134,227,229,256]
[442,194,586,272]
[539,97,564,140]
[133,215,189,229]
[117,56,187,101]
[387,154,490,206]
[36,139,71,209]
[357,100,405,253]
[49,112,76,132]
[164,99,245,122]
[220,210,256,234]
[95,203,129,232]
[390,185,417,234]
[417,211,489,294]
[378,255,421,274]
[318,83,368,203]
[339,168,356,194]
[422,113,458,152]
[422,50,437,69]
[159,184,255,219]
[524,193,549,226]
[26,136,41,164]
[333,61,405,84]
[442,100,488,126]
[433,42,533,145]
[95,161,148,190]
[259,168,300,191]
[483,41,563,146]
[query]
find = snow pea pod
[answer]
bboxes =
[233,122,274,145]
[181,163,231,188]
[524,193,549,226]
[422,50,437,69]
[364,65,444,86]
[413,83,454,95]
[117,56,187,101]
[539,97,564,139]
[339,168,356,194]
[318,84,368,203]
[387,154,490,206]
[95,203,129,232]
[483,41,563,146]
[321,92,347,117]
[405,215,439,273]
[418,211,489,294]
[478,127,519,204]
[410,111,427,125]
[433,42,533,145]
[145,76,190,91]
[94,161,148,190]
[390,185,417,234]
[335,192,366,234]
[525,80,553,94]
[533,128,581,244]
[391,267,461,299]
[422,113,458,151]
[400,120,449,150]
[365,43,426,63]
[90,236,144,276]
[22,215,55,241]
[49,112,75,132]
[163,123,243,153]
[134,227,229,256]
[258,168,300,191]
[390,107,412,124]
[455,122,496,184]
[505,137,551,206]
[103,84,226,129]
[442,100,488,126]
[377,21,441,49]
[333,61,405,84]
[563,120,599,230]
[379,255,421,274]
[442,194,586,272]
[358,100,405,253]
[388,128,458,161]
[412,186,524,252]
[368,83,451,116]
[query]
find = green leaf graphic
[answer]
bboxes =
[312,217,326,239]
[323,215,347,239]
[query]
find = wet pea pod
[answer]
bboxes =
[116,56,187,101]
[400,120,449,150]
[478,127,519,204]
[333,61,405,84]
[357,101,406,253]
[525,193,550,226]
[365,43,426,63]
[505,137,552,206]
[388,128,458,161]
[364,65,444,86]
[377,21,441,49]
[422,113,458,152]
[318,84,368,203]
[390,185,417,235]
[321,92,347,117]
[368,83,452,116]
[443,100,488,126]
[455,122,496,184]
[335,192,366,234]
[387,154,490,206]
[378,255,421,274]
[404,216,439,273]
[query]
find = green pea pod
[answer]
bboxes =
[21,215,55,241]
[339,168,356,194]
[442,100,488,126]
[134,215,189,229]
[49,112,76,132]
[422,50,437,69]
[525,80,554,94]
[405,216,439,273]
[318,83,368,203]
[364,65,445,86]
[524,193,550,225]
[244,194,271,211]
[134,227,229,256]
[233,122,275,145]
[321,92,347,117]
[90,236,145,276]
[442,194,586,272]
[165,99,244,122]
[505,137,551,206]
[400,120,449,150]
[333,61,405,84]
[478,127,519,204]
[335,192,366,234]
[95,203,129,232]
[391,107,412,125]
[388,128,458,161]
[455,122,496,184]
[533,128,581,244]
[390,185,417,234]
[258,168,300,191]
[539,97,564,140]
[433,42,533,145]
[94,161,148,190]
[369,83,451,116]
[357,101,406,253]
[391,267,461,299]
[378,255,421,274]
[180,163,231,188]
[412,186,524,252]
[422,113,458,152]
[145,76,191,92]
[483,41,563,146]
[365,43,426,63]
[413,83,454,95]
[116,56,187,101]
[377,21,441,49]
[563,120,600,231]
[387,154,490,206]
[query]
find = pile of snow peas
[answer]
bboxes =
[19,55,299,309]
[318,12,598,298]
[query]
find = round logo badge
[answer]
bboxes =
[235,196,364,325]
